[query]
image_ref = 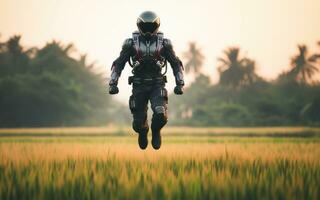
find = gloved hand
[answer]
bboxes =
[109,85,119,95]
[174,85,183,95]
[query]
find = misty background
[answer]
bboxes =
[0,0,320,127]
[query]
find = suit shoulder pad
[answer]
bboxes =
[163,38,172,47]
[122,38,133,48]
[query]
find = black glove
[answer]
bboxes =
[174,85,183,95]
[109,85,119,95]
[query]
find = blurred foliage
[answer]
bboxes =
[169,43,320,126]
[217,47,261,88]
[1,35,320,127]
[183,42,204,76]
[0,35,129,127]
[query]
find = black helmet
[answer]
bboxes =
[137,11,160,36]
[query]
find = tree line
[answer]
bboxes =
[169,42,320,126]
[1,34,319,127]
[0,35,128,127]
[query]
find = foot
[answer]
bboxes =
[138,131,148,150]
[151,129,161,150]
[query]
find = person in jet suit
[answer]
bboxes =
[109,11,184,150]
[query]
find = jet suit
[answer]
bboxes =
[109,11,184,149]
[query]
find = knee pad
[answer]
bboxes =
[154,106,166,115]
[153,106,168,123]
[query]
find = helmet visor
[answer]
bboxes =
[137,21,159,35]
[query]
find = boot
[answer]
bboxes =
[151,112,167,150]
[138,128,148,150]
[151,128,161,150]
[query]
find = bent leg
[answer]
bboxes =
[129,87,149,149]
[129,92,149,134]
[150,86,168,131]
[150,86,168,149]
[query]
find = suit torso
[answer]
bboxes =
[131,33,166,78]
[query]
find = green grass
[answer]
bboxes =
[0,127,319,200]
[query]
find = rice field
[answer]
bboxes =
[0,127,319,200]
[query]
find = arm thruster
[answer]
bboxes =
[109,64,120,86]
[175,70,185,86]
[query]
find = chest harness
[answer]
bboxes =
[128,32,168,76]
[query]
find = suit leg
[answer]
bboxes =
[150,86,168,133]
[129,87,149,134]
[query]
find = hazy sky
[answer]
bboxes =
[1,0,320,102]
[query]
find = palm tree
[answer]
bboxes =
[217,47,257,88]
[309,41,320,62]
[183,42,204,76]
[288,45,318,83]
[242,58,258,85]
